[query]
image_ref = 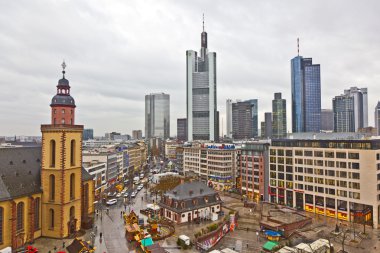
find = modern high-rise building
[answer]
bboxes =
[226,99,233,138]
[177,118,187,141]
[132,130,143,140]
[261,112,272,139]
[321,109,334,131]
[291,54,321,133]
[83,128,94,140]
[333,95,354,132]
[272,93,287,138]
[333,87,368,132]
[228,99,258,140]
[232,101,253,140]
[376,102,380,136]
[186,20,219,141]
[246,99,258,137]
[145,93,170,139]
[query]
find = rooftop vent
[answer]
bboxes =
[28,171,32,175]
[9,161,13,165]
[15,172,19,176]
[22,160,26,164]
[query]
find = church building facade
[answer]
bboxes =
[0,63,95,251]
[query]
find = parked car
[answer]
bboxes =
[116,193,122,198]
[131,191,137,198]
[123,193,129,198]
[106,199,117,205]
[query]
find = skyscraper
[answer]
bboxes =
[177,118,187,141]
[145,93,170,139]
[347,87,368,130]
[333,87,368,132]
[232,101,253,140]
[272,93,287,138]
[291,45,321,133]
[226,99,233,138]
[320,109,334,131]
[261,112,272,139]
[333,94,354,132]
[375,102,380,136]
[186,18,219,141]
[246,99,258,137]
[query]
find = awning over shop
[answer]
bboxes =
[262,241,279,251]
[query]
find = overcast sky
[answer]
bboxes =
[1,0,380,137]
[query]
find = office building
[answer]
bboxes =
[269,139,380,228]
[291,54,321,133]
[177,118,187,141]
[226,99,233,138]
[186,20,219,141]
[261,112,272,139]
[238,142,270,202]
[376,102,380,136]
[232,101,253,140]
[333,87,368,132]
[272,93,287,138]
[83,128,94,140]
[246,99,258,137]
[132,130,143,140]
[183,143,237,190]
[333,94,354,132]
[321,109,334,131]
[145,93,170,139]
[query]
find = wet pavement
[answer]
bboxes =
[92,182,153,253]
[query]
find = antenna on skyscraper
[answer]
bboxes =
[297,38,299,56]
[203,13,205,32]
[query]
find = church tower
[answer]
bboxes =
[41,62,83,238]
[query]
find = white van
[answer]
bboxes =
[133,176,140,185]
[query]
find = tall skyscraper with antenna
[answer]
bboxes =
[291,39,321,133]
[186,15,219,141]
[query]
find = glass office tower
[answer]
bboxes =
[272,93,287,138]
[145,93,170,139]
[291,56,321,133]
[186,23,219,141]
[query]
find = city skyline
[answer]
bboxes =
[1,1,380,136]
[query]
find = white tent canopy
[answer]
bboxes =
[146,203,160,210]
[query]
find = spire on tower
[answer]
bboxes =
[202,13,205,32]
[297,38,299,56]
[61,60,66,78]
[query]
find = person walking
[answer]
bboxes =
[100,232,103,239]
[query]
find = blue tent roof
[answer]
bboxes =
[265,230,281,237]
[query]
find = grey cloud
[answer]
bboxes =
[1,0,380,136]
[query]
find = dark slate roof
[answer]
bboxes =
[51,94,76,107]
[58,77,70,86]
[165,181,216,200]
[82,167,94,181]
[0,147,42,201]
